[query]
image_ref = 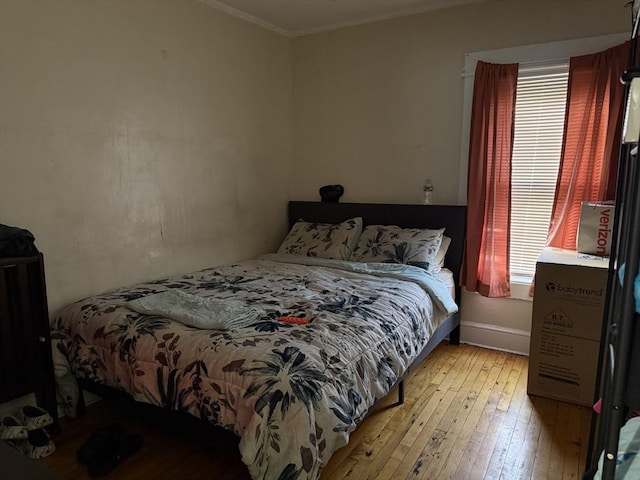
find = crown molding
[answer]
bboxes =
[199,0,485,38]
[290,0,485,37]
[198,0,292,37]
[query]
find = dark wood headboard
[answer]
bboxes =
[288,201,467,298]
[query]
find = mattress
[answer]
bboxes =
[438,268,455,298]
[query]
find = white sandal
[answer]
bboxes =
[0,415,28,440]
[16,429,56,460]
[17,405,53,431]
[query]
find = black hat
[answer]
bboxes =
[319,185,344,203]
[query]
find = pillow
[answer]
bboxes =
[277,217,363,260]
[431,235,452,274]
[349,224,445,271]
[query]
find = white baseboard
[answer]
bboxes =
[460,320,530,356]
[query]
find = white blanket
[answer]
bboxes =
[127,289,263,330]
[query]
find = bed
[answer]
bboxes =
[51,201,466,480]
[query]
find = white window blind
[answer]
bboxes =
[510,62,569,278]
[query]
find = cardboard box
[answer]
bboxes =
[527,248,609,406]
[577,202,615,256]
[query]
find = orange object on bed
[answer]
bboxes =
[277,316,309,325]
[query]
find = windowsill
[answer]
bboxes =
[510,275,534,301]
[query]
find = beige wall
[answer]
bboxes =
[292,0,627,205]
[0,0,292,314]
[291,0,628,352]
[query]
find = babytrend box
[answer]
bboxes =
[527,248,609,407]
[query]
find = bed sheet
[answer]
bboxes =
[51,255,456,480]
[438,268,455,298]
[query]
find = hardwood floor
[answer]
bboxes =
[38,343,593,479]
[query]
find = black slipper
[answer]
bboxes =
[77,424,124,465]
[87,433,143,478]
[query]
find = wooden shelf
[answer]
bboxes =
[0,253,58,430]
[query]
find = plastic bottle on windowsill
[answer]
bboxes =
[422,178,434,205]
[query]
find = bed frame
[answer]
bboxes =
[288,201,467,404]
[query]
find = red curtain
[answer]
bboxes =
[546,42,630,249]
[462,61,519,298]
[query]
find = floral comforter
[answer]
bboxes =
[51,254,457,480]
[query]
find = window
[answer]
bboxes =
[509,62,569,279]
[459,33,627,294]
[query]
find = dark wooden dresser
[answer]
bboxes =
[0,253,58,429]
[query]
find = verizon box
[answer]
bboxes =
[527,248,609,407]
[577,201,615,256]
